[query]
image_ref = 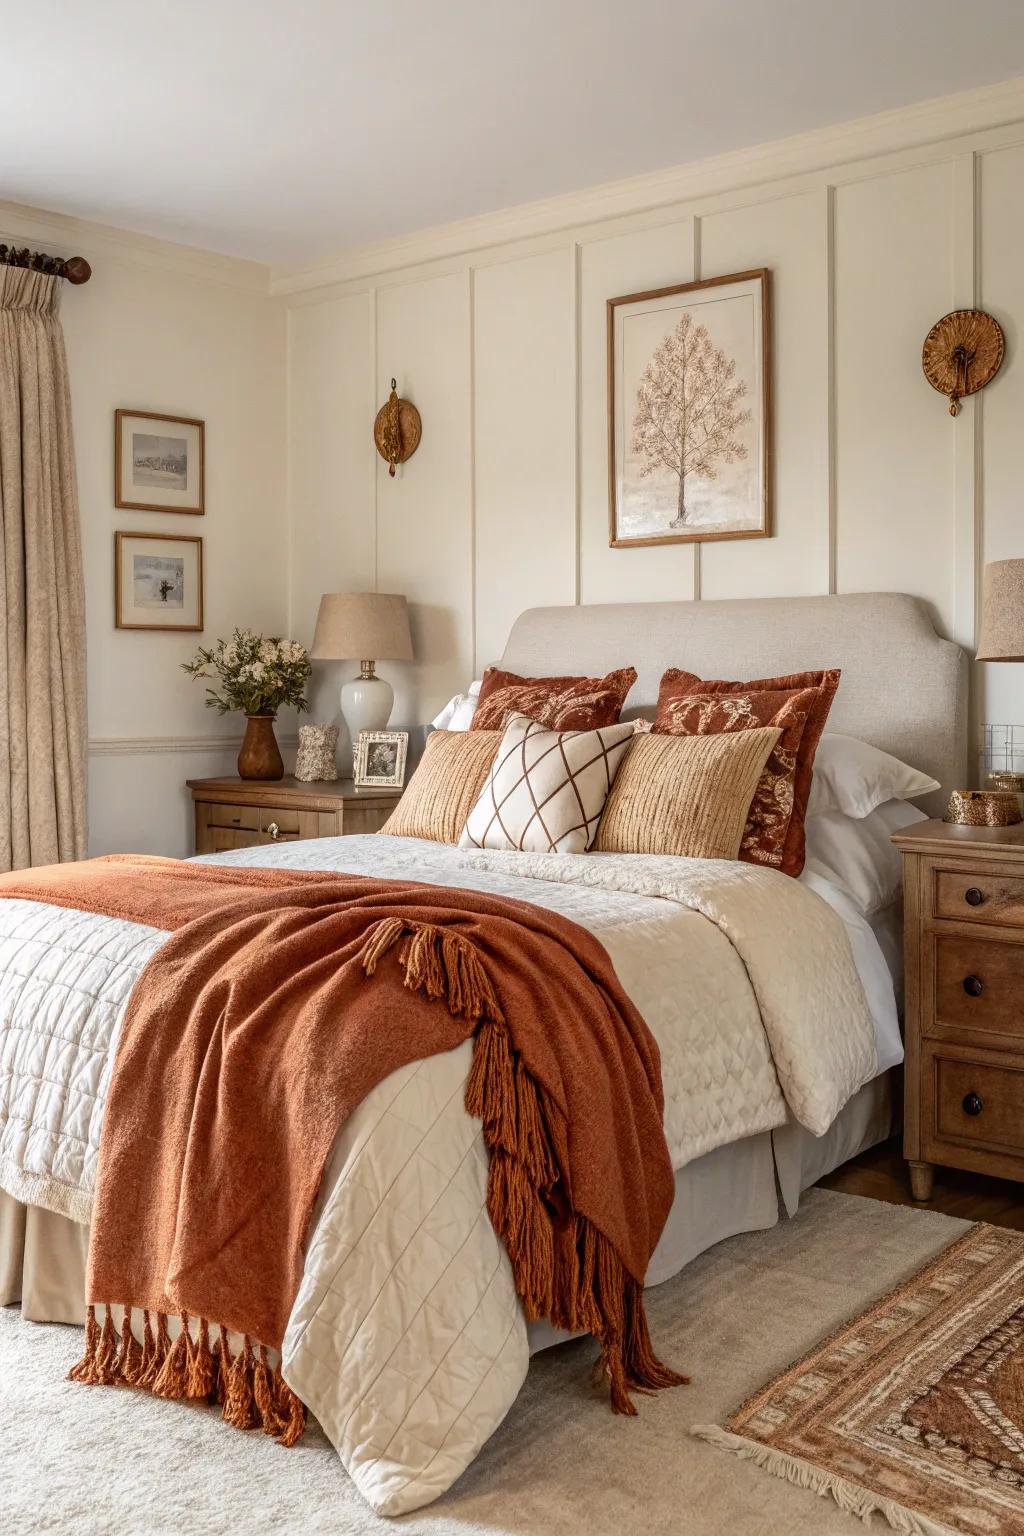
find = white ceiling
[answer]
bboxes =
[4,0,1024,266]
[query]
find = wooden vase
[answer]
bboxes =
[238,714,284,781]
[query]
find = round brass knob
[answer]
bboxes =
[965,887,985,907]
[962,974,984,997]
[266,821,281,840]
[962,1092,984,1117]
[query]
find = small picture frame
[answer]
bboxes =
[115,408,205,515]
[354,730,408,789]
[115,531,204,631]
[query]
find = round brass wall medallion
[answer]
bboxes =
[922,309,1005,417]
[373,379,422,476]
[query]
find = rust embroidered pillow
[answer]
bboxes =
[459,714,635,853]
[654,668,841,877]
[378,730,501,843]
[470,665,636,732]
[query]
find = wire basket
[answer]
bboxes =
[981,724,1024,792]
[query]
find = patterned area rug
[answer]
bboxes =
[695,1223,1024,1536]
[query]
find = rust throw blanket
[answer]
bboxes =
[0,855,684,1441]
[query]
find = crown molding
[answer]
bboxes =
[0,199,272,296]
[271,73,1024,297]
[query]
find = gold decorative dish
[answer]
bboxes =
[944,788,1022,827]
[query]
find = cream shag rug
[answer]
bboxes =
[0,1190,966,1536]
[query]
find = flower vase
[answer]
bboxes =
[238,714,284,781]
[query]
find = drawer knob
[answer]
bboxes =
[962,1092,984,1117]
[962,974,984,998]
[266,821,281,840]
[964,886,985,907]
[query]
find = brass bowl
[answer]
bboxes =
[945,788,1022,827]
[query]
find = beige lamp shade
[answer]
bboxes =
[977,560,1024,662]
[310,592,414,662]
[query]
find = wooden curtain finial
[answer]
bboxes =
[374,378,421,477]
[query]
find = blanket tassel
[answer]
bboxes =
[67,1307,307,1445]
[363,914,687,1415]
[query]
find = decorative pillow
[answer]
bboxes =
[379,730,500,843]
[470,665,637,732]
[654,667,840,877]
[807,733,941,819]
[594,727,781,859]
[459,714,634,853]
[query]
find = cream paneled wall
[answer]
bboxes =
[285,95,1024,767]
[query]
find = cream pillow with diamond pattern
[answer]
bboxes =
[458,713,635,853]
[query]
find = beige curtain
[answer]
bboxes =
[0,267,87,869]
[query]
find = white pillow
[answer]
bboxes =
[459,713,634,854]
[430,679,482,731]
[808,734,940,819]
[803,798,927,915]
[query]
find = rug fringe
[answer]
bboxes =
[691,1423,960,1536]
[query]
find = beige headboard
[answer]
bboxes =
[499,593,967,813]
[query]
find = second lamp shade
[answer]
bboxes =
[310,592,414,662]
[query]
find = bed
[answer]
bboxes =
[0,591,966,1516]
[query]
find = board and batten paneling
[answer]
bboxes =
[833,163,957,632]
[472,249,575,671]
[375,272,473,728]
[697,190,829,602]
[288,291,376,723]
[979,143,1024,737]
[286,100,1024,751]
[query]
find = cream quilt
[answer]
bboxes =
[0,836,875,1515]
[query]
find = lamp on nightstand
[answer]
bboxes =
[310,592,414,742]
[977,560,1024,662]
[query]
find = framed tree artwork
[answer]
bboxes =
[607,268,771,547]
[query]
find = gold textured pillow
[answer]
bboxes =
[594,726,782,859]
[378,730,501,844]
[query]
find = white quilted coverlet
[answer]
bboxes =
[0,837,875,1514]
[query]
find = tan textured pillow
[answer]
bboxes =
[379,730,501,843]
[594,727,782,859]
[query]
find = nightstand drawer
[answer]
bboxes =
[933,867,1024,928]
[924,1046,1024,1160]
[933,934,1024,1039]
[204,803,309,838]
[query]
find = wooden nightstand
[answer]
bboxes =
[893,817,1024,1201]
[187,776,403,855]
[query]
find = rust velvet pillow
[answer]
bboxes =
[653,667,841,877]
[471,665,637,732]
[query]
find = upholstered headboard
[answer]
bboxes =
[499,593,967,813]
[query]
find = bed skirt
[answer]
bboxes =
[0,1074,893,1341]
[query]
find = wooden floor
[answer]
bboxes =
[818,1135,1024,1230]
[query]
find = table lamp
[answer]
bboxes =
[310,592,414,741]
[977,559,1024,662]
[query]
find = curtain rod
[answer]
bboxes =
[0,244,91,284]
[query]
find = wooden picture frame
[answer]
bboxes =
[353,730,408,789]
[115,531,204,632]
[607,268,771,547]
[115,408,205,515]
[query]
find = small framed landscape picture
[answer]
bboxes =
[607,268,771,547]
[115,531,203,632]
[354,730,408,789]
[115,409,205,515]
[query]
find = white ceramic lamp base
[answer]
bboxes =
[340,669,394,750]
